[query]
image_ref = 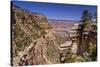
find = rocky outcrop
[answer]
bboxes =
[11,4,97,66]
[11,4,60,66]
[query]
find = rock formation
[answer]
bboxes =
[11,4,97,66]
[11,4,60,66]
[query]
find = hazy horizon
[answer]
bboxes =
[12,1,97,21]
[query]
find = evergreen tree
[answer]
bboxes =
[81,10,90,22]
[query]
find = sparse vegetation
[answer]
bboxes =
[11,4,60,66]
[11,3,97,66]
[64,10,97,63]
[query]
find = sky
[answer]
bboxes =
[11,0,97,21]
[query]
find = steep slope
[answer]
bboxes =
[11,4,60,66]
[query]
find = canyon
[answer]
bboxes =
[11,4,97,66]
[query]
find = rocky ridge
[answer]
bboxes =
[11,5,60,66]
